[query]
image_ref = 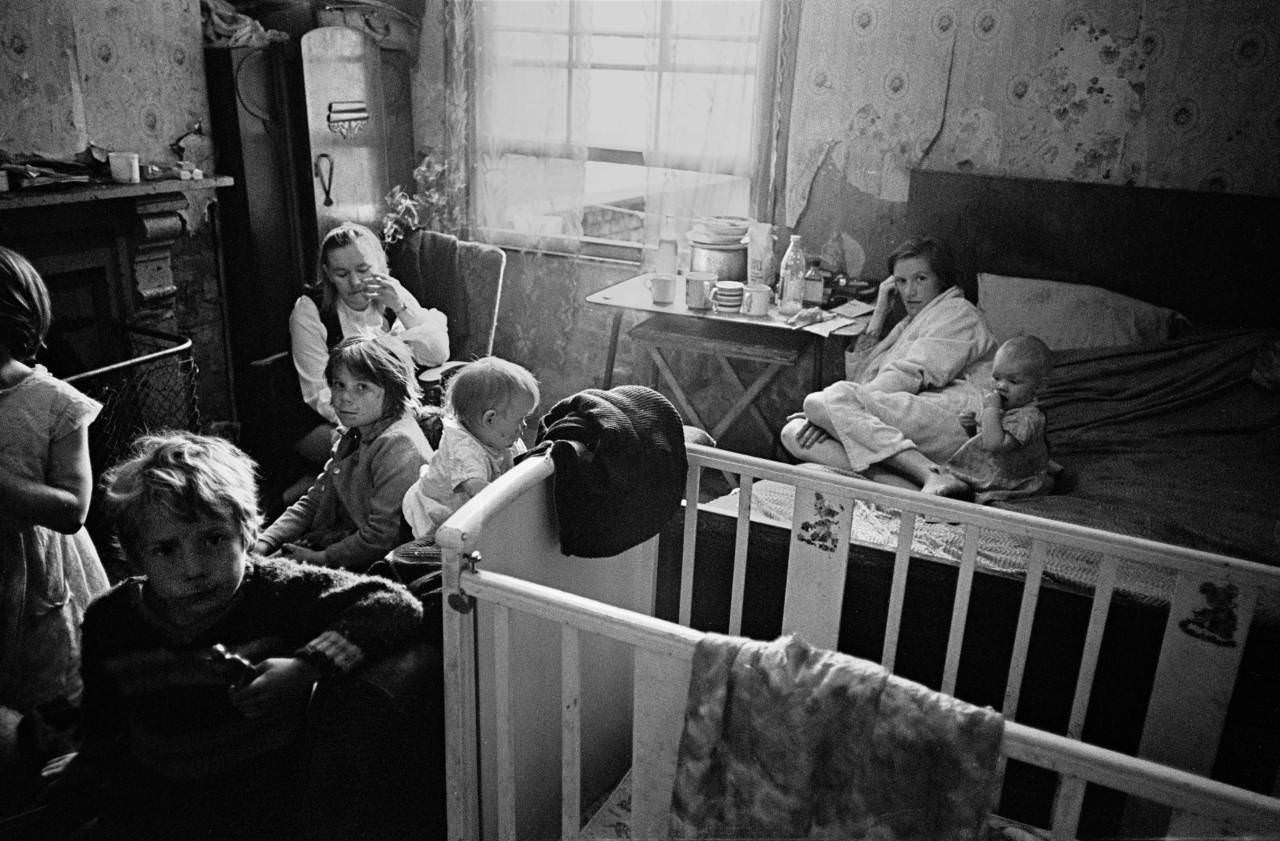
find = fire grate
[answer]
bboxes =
[66,325,201,474]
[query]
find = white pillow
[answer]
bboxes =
[976,273,1190,351]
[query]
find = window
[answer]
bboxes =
[471,0,777,261]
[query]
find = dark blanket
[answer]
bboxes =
[387,228,471,353]
[669,634,1003,840]
[521,385,687,558]
[1000,329,1280,564]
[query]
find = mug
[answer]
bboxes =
[712,280,744,313]
[646,272,676,305]
[742,283,772,316]
[684,270,716,310]
[108,151,141,184]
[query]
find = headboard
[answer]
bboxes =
[905,169,1280,328]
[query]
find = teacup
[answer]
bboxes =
[742,283,772,316]
[646,272,676,305]
[712,280,744,313]
[684,271,717,310]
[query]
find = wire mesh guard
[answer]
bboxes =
[66,326,201,473]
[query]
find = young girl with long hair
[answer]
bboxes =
[256,334,434,570]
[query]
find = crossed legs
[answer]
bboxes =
[779,393,968,497]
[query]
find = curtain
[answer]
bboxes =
[464,0,777,262]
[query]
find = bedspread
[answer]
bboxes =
[669,634,1003,840]
[1006,329,1280,564]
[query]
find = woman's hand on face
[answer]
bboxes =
[877,275,898,303]
[795,421,834,449]
[364,273,401,311]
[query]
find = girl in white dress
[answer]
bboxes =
[0,246,110,717]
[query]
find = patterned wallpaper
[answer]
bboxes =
[787,0,1280,227]
[0,0,209,168]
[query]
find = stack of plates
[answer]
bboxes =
[689,215,750,246]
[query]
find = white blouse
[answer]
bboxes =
[288,276,449,423]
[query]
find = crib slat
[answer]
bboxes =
[1050,775,1087,841]
[1124,571,1260,835]
[942,522,980,695]
[1139,571,1256,774]
[781,487,854,650]
[1066,556,1117,740]
[493,604,517,841]
[1003,538,1047,719]
[881,510,917,671]
[561,626,581,840]
[728,475,754,635]
[442,552,481,841]
[632,648,693,840]
[679,464,702,626]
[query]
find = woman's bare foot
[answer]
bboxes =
[920,468,969,497]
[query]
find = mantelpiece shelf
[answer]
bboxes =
[0,175,234,210]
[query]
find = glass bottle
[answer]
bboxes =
[778,234,806,316]
[654,213,678,275]
[802,258,825,307]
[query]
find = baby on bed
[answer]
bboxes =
[402,357,540,541]
[945,335,1053,503]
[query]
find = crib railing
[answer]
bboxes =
[439,442,1280,840]
[678,444,1280,790]
[444,559,1280,841]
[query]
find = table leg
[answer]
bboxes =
[601,311,623,389]
[714,356,781,443]
[645,345,708,431]
[712,357,785,442]
[812,336,825,391]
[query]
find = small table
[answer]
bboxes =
[586,274,869,444]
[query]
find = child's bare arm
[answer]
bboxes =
[978,392,1019,452]
[0,425,92,533]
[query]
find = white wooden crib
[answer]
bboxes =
[438,442,1280,840]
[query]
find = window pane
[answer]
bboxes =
[482,0,570,30]
[582,34,654,67]
[471,0,769,256]
[481,67,569,147]
[669,2,760,38]
[584,69,654,149]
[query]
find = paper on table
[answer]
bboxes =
[802,316,864,337]
[831,299,875,318]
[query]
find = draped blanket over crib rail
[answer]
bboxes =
[670,634,1004,840]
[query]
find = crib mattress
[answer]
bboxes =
[701,478,1176,604]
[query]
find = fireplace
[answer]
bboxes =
[0,181,222,376]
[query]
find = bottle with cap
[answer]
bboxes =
[654,213,678,275]
[778,234,806,316]
[802,259,825,307]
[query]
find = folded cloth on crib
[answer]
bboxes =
[521,385,687,558]
[669,634,1004,840]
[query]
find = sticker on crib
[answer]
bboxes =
[797,492,846,553]
[1178,581,1239,647]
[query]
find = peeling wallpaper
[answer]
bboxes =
[0,0,226,420]
[788,0,1280,228]
[0,0,208,162]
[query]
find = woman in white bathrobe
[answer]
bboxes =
[780,237,996,495]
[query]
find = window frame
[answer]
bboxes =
[466,0,781,261]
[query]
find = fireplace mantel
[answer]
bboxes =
[0,175,233,210]
[0,175,235,328]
